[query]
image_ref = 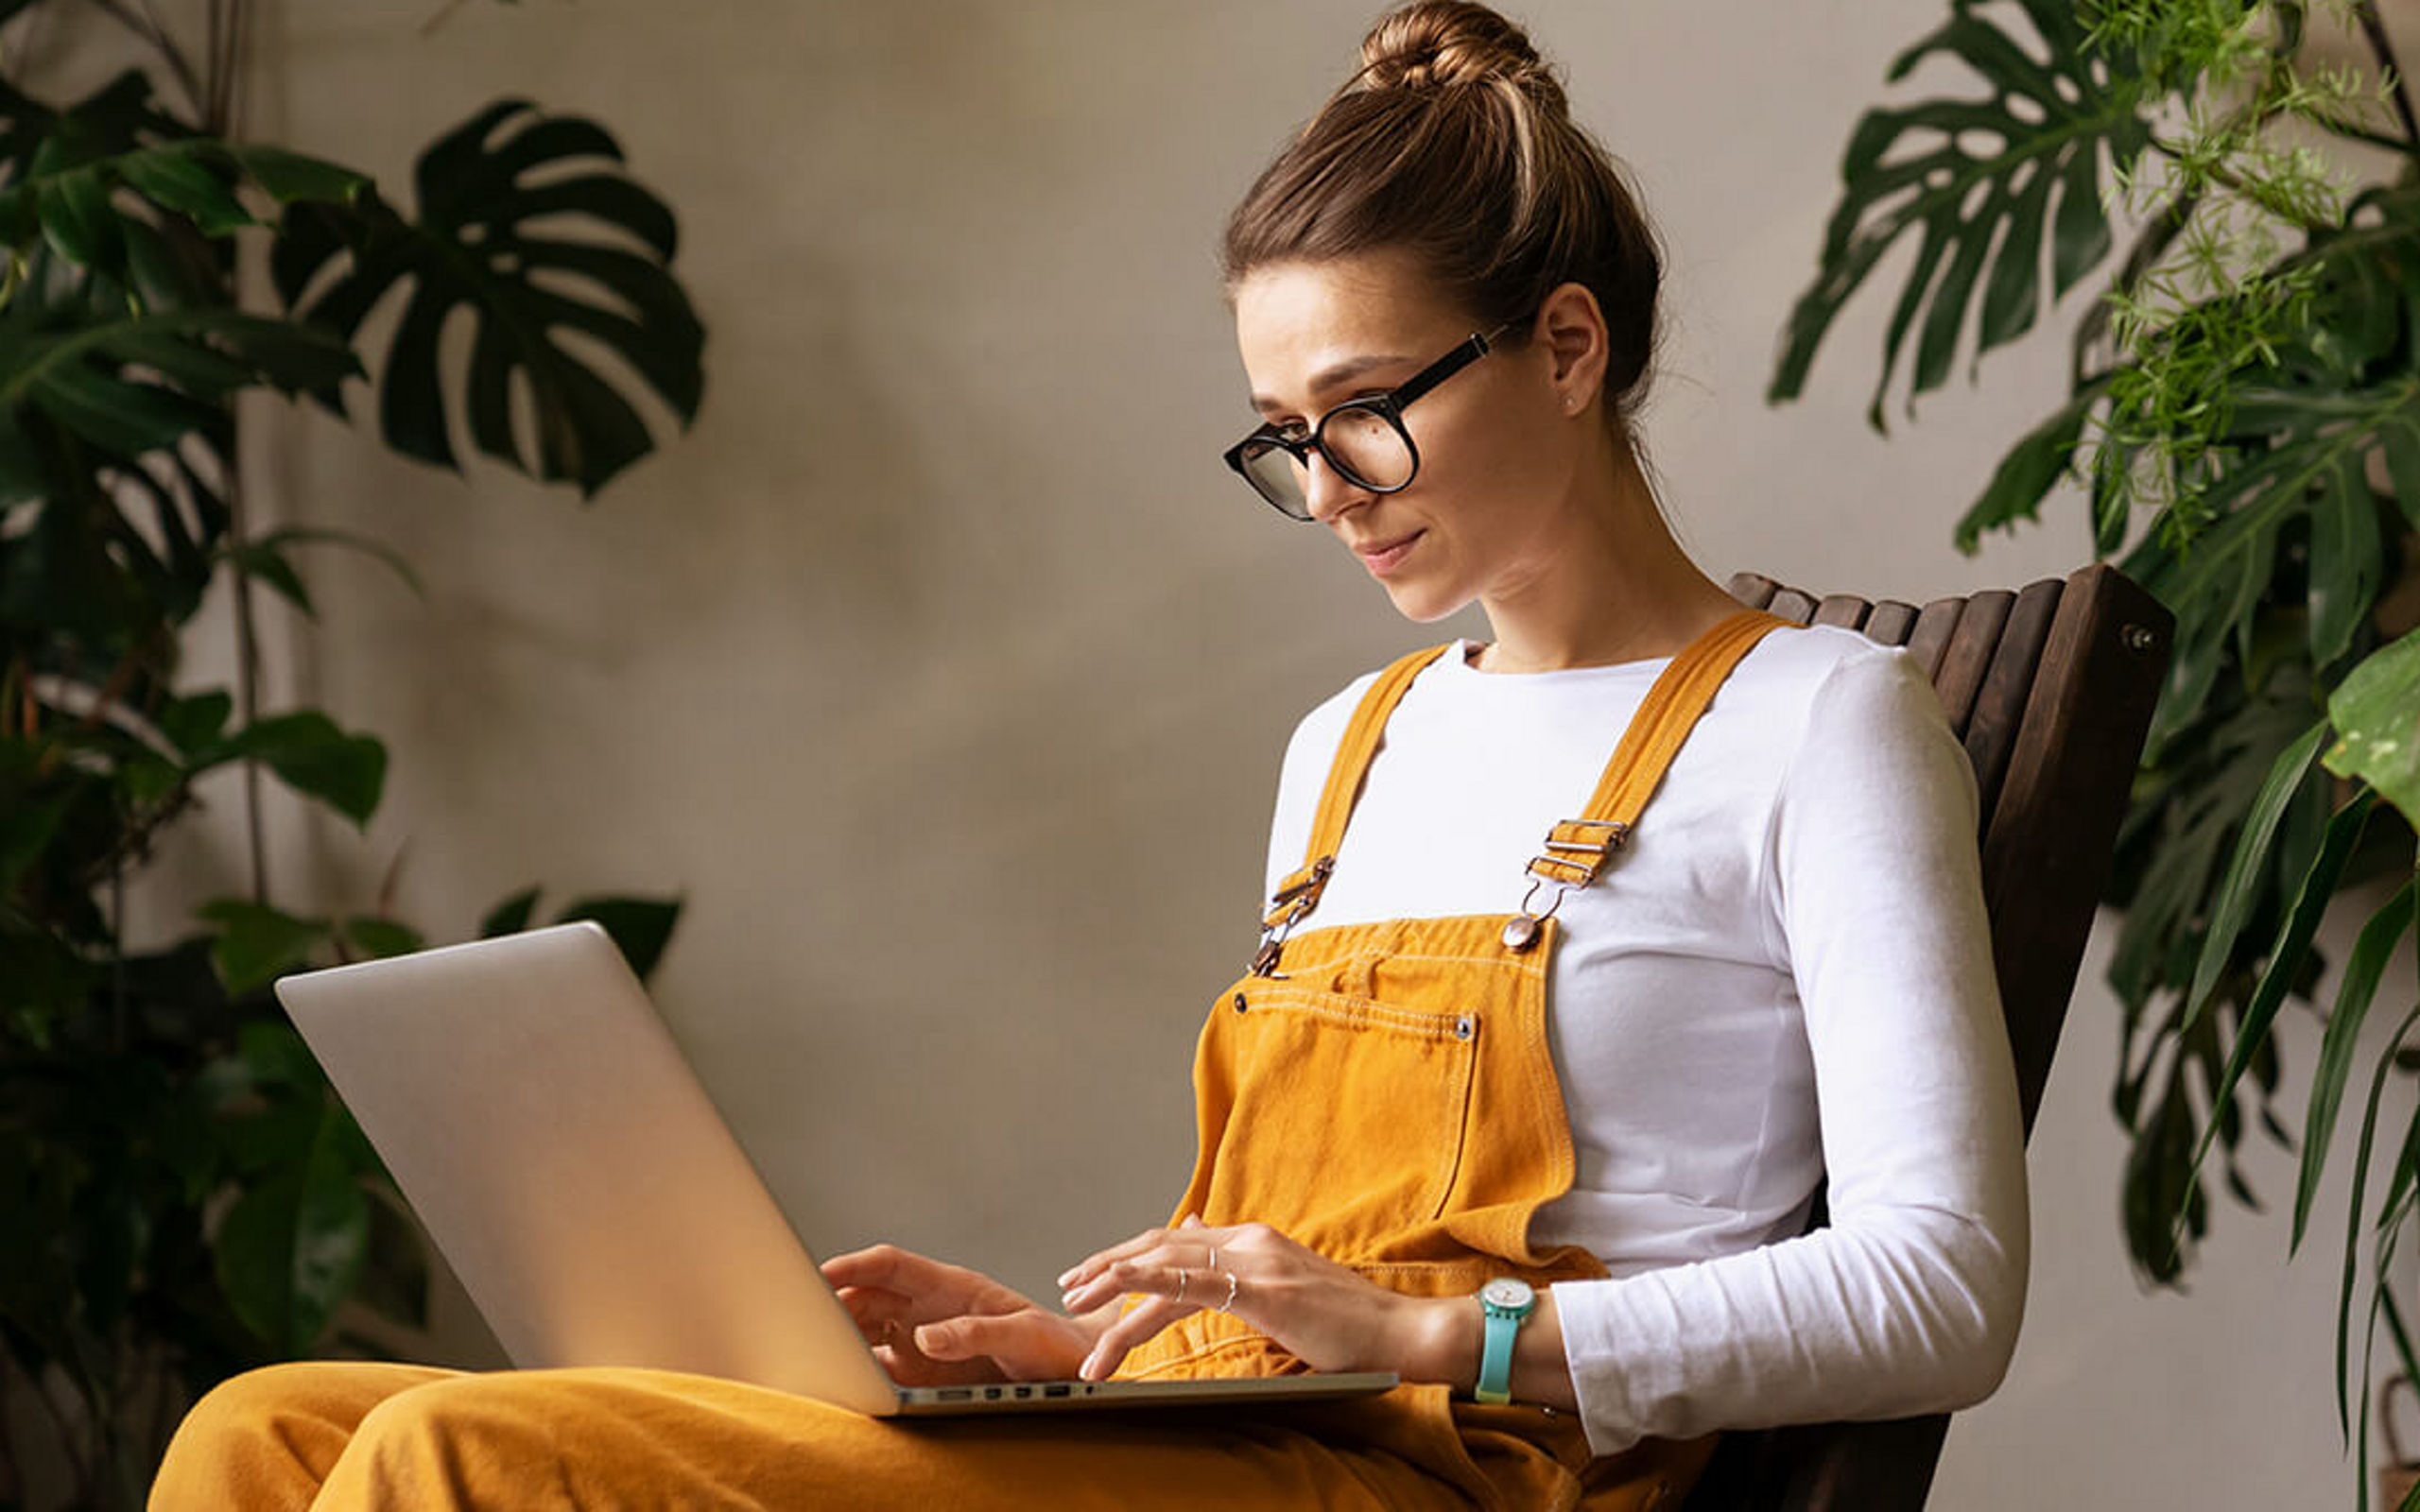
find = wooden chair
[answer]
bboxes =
[1677,561,2174,1512]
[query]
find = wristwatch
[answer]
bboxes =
[1473,1277,1537,1405]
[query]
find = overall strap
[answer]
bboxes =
[1522,609,1790,890]
[1259,644,1453,937]
[1256,609,1790,958]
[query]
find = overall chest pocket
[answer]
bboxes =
[1196,983,1480,1257]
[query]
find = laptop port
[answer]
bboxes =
[984,1387,1001,1400]
[937,1388,972,1401]
[1044,1383,1071,1398]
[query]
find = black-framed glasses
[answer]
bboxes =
[1223,320,1523,521]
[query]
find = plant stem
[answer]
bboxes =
[0,1364,26,1509]
[2077,187,2206,389]
[2311,111,2419,155]
[419,0,476,36]
[26,1364,95,1503]
[202,0,220,128]
[82,0,204,120]
[2355,1,2420,147]
[206,0,265,903]
[110,858,127,1049]
[199,0,251,137]
[228,471,268,905]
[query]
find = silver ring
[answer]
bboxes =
[1218,1271,1239,1313]
[1208,1246,1219,1269]
[1175,1267,1189,1302]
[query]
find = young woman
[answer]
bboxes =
[151,5,2026,1507]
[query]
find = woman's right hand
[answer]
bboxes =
[821,1244,1100,1385]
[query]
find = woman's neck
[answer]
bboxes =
[1467,445,1741,675]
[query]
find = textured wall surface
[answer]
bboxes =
[95,1,2417,1503]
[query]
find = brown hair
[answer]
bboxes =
[1221,2,1666,444]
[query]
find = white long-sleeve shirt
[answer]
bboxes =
[1261,626,2029,1455]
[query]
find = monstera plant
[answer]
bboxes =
[1770,0,2420,1501]
[0,3,698,1507]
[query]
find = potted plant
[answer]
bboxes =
[0,2,701,1505]
[1771,0,2420,1502]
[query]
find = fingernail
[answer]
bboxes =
[1056,1267,1077,1287]
[1061,1290,1082,1311]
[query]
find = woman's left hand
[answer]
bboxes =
[1055,1215,1461,1383]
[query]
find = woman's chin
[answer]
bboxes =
[1377,581,1467,626]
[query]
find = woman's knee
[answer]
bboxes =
[152,1362,435,1511]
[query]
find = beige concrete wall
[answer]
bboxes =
[107,0,2411,1502]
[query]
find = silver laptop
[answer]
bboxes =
[274,921,1395,1416]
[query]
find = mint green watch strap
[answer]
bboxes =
[1475,1279,1534,1405]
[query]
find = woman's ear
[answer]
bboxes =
[1534,281,1610,414]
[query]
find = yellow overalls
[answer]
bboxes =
[151,610,1782,1512]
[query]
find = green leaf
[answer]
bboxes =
[212,1100,370,1353]
[0,790,71,891]
[198,899,333,996]
[113,147,255,236]
[2,139,367,289]
[340,917,424,960]
[219,144,369,210]
[245,525,426,600]
[269,99,702,495]
[2294,879,2417,1253]
[2307,473,2383,668]
[37,164,121,270]
[156,689,233,753]
[1953,380,2105,553]
[555,894,682,981]
[199,712,386,828]
[480,885,541,937]
[2182,717,2330,1034]
[2171,788,2378,1266]
[2325,627,2420,830]
[226,539,316,618]
[1768,0,2149,428]
[239,1020,326,1091]
[0,301,360,492]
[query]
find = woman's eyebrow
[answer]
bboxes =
[1250,352,1412,414]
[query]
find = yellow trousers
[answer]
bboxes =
[153,1361,1712,1510]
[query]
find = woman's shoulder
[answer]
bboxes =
[1279,662,1391,765]
[1735,622,1941,730]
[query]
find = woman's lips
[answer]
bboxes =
[1357,530,1424,577]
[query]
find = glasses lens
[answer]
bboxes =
[1238,438,1313,518]
[1322,406,1413,490]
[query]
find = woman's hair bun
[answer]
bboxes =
[1356,1,1564,111]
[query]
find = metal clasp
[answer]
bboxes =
[1251,855,1335,977]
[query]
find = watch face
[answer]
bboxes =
[1481,1278,1535,1310]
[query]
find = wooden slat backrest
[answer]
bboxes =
[1683,562,2172,1512]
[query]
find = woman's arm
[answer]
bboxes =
[1057,1216,1583,1400]
[1547,644,2029,1453]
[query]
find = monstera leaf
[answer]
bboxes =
[1769,0,2152,429]
[0,257,359,505]
[268,98,704,496]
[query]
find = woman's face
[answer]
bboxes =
[1231,249,1583,625]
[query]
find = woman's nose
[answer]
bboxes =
[1302,451,1371,523]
